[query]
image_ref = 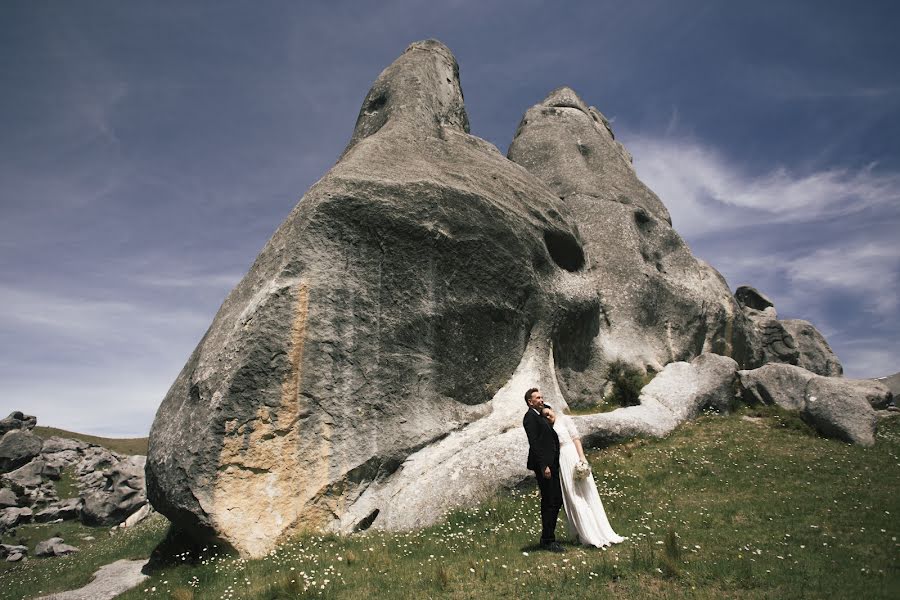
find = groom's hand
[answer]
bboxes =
[543,466,551,479]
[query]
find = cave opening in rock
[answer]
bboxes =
[544,230,585,272]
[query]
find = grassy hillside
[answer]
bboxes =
[3,410,897,599]
[32,426,148,455]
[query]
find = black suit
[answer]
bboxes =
[523,407,562,545]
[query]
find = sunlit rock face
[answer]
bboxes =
[146,40,596,556]
[507,87,761,406]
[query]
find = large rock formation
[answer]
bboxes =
[146,40,856,557]
[507,87,760,404]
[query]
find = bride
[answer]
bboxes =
[542,406,625,548]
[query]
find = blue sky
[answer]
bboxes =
[2,1,898,436]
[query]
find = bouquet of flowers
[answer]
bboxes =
[573,460,592,481]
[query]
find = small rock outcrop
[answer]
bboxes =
[34,537,79,557]
[0,429,43,473]
[738,363,882,446]
[81,456,147,526]
[0,411,37,436]
[734,285,843,376]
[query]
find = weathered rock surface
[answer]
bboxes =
[0,487,18,508]
[0,411,37,436]
[0,506,33,529]
[35,559,149,600]
[35,498,83,523]
[0,429,43,473]
[738,363,878,446]
[507,87,760,405]
[1,543,28,561]
[147,40,596,556]
[781,320,843,376]
[145,40,854,556]
[81,456,147,526]
[577,353,739,447]
[35,537,79,557]
[735,285,774,312]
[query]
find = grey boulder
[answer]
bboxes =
[0,411,37,436]
[781,319,843,376]
[0,506,33,529]
[41,437,90,454]
[34,537,79,557]
[1,543,28,561]
[0,429,43,473]
[738,363,878,446]
[81,456,147,526]
[35,498,83,523]
[735,285,774,311]
[0,487,18,508]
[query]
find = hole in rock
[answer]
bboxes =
[366,92,387,113]
[544,230,585,272]
[354,509,380,532]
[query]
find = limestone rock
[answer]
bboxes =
[804,378,877,446]
[0,411,37,436]
[1,544,28,561]
[735,285,774,312]
[41,437,90,454]
[0,487,18,508]
[147,40,594,556]
[35,537,79,557]
[507,87,760,404]
[0,506,33,529]
[35,558,149,600]
[738,363,878,446]
[738,363,814,410]
[121,503,151,528]
[81,456,147,526]
[0,429,43,473]
[35,498,83,523]
[781,319,843,376]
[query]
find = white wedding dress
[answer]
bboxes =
[554,414,625,547]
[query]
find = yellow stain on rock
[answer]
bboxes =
[212,282,335,557]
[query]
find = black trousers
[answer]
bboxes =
[534,463,563,544]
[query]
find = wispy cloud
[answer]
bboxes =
[626,135,900,237]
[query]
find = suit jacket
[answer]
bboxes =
[523,407,560,472]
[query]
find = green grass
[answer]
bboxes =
[52,466,80,500]
[32,426,149,455]
[4,414,897,599]
[0,514,168,599]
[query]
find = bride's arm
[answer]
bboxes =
[573,437,587,462]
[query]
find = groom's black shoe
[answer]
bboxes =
[541,541,566,553]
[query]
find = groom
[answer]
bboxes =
[523,387,565,553]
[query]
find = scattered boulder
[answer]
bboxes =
[739,363,814,410]
[0,411,37,436]
[81,456,147,526]
[41,436,90,454]
[781,319,843,376]
[35,498,83,523]
[738,363,878,446]
[34,537,79,557]
[0,487,18,508]
[1,544,28,562]
[0,506,33,529]
[0,429,43,473]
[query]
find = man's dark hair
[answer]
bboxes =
[524,387,539,404]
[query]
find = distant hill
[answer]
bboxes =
[32,426,148,455]
[874,371,900,399]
